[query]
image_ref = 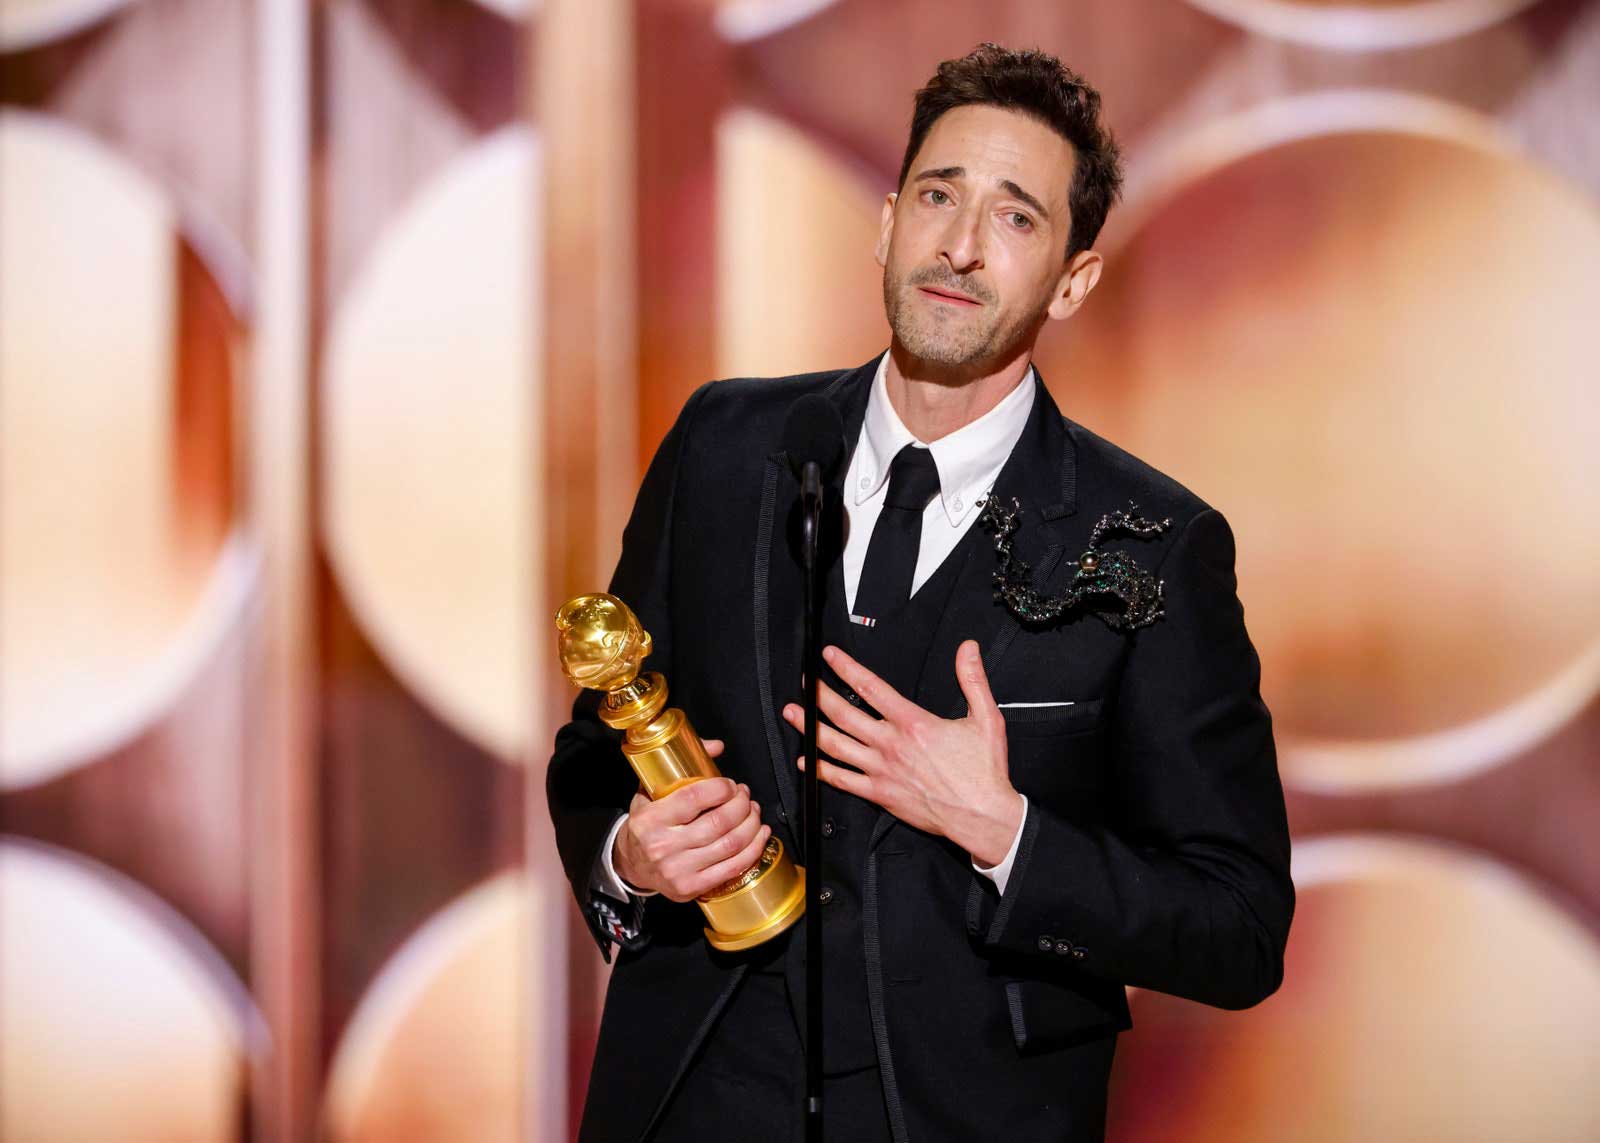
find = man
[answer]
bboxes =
[547,44,1293,1143]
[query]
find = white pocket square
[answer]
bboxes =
[996,700,1076,709]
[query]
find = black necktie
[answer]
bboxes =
[853,443,941,625]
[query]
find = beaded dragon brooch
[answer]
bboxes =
[978,497,1173,631]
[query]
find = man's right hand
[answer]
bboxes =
[613,743,770,902]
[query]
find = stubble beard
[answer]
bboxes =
[882,263,1046,376]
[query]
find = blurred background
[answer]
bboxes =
[2,0,1598,1140]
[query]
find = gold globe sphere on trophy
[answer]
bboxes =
[554,592,806,951]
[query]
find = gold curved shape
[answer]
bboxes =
[716,108,888,378]
[323,128,540,764]
[1110,835,1600,1141]
[322,873,538,1142]
[1183,0,1538,51]
[0,0,135,53]
[1047,93,1600,791]
[0,111,244,789]
[0,840,252,1142]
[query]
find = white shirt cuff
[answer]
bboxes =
[596,813,657,899]
[971,794,1028,896]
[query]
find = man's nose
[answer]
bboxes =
[940,205,984,275]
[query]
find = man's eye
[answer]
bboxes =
[927,189,949,205]
[1008,212,1032,229]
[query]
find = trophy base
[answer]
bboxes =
[704,866,805,952]
[700,838,807,953]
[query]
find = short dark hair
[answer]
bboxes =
[897,44,1123,261]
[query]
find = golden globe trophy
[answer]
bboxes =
[554,592,806,952]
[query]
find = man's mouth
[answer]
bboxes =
[917,286,982,307]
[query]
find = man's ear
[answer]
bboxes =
[874,193,897,268]
[1046,250,1103,321]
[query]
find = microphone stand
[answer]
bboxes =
[799,460,825,1143]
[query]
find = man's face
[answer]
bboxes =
[877,103,1093,374]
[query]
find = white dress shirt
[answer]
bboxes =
[842,352,1035,613]
[596,352,1036,902]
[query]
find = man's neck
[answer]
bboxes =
[884,342,1035,443]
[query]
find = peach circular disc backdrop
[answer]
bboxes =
[0,0,135,52]
[322,873,541,1142]
[0,841,253,1142]
[716,108,888,378]
[1045,93,1600,791]
[1107,834,1600,1142]
[469,0,532,18]
[0,111,245,790]
[1183,0,1539,50]
[323,128,540,763]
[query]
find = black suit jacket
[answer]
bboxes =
[547,358,1294,1142]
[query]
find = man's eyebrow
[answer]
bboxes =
[1000,179,1050,221]
[911,167,1052,222]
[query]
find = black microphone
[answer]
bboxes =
[780,393,843,1143]
[781,393,846,495]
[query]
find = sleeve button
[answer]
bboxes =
[1053,939,1073,956]
[1037,935,1054,952]
[1071,946,1088,962]
[818,886,835,905]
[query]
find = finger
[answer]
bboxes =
[816,678,890,744]
[784,678,886,745]
[628,791,651,816]
[823,644,918,724]
[797,753,875,802]
[678,804,763,876]
[652,777,738,827]
[954,639,1000,726]
[777,691,870,742]
[781,700,878,765]
[690,824,773,898]
[814,721,876,771]
[674,789,754,849]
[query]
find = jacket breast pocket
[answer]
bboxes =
[999,697,1104,738]
[1002,698,1110,803]
[1004,976,1131,1054]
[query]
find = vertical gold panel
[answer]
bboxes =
[538,2,637,1134]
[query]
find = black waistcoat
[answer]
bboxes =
[780,524,971,1072]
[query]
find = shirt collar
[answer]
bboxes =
[853,350,1037,526]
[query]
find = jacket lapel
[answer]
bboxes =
[913,375,1078,720]
[755,358,876,845]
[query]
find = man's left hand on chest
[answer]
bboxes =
[781,639,1025,867]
